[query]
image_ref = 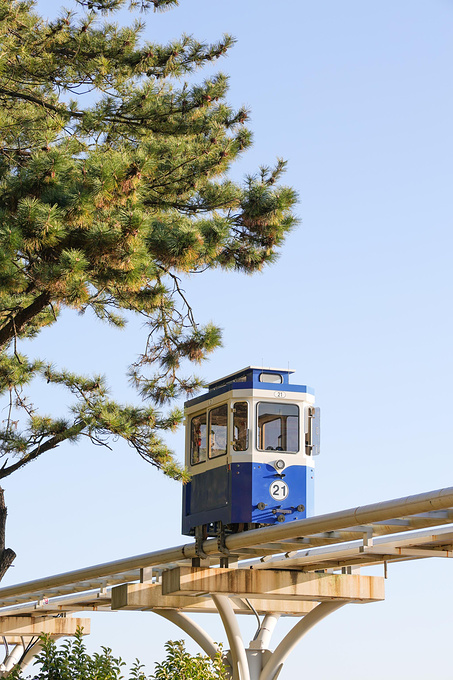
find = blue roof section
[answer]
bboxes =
[184,367,314,409]
[208,366,294,390]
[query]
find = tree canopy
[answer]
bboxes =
[0,0,298,485]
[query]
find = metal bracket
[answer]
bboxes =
[362,527,374,547]
[217,523,231,557]
[194,543,208,560]
[194,525,208,561]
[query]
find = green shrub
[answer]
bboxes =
[152,640,228,680]
[6,630,228,680]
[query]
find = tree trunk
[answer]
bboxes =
[0,489,16,581]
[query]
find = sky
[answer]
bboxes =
[2,0,453,678]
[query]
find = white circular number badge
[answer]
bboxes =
[269,480,289,500]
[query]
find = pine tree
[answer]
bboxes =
[0,0,298,540]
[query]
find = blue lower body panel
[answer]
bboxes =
[250,463,314,524]
[182,463,314,535]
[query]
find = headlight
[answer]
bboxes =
[274,459,285,470]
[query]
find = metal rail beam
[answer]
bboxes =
[0,485,452,606]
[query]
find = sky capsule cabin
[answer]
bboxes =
[182,367,320,537]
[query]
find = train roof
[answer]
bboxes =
[207,366,294,388]
[184,366,314,409]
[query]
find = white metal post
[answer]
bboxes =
[13,635,65,676]
[250,614,280,650]
[245,613,281,680]
[0,643,24,674]
[245,649,264,680]
[212,594,251,680]
[17,642,44,673]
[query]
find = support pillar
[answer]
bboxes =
[259,602,346,680]
[245,614,280,680]
[250,614,280,650]
[0,635,66,676]
[19,641,44,672]
[19,638,62,674]
[0,643,25,674]
[138,566,383,680]
[209,599,345,680]
[212,594,250,680]
[245,649,266,680]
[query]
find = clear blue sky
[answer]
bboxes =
[3,1,453,678]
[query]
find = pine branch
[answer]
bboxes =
[0,421,85,480]
[0,292,51,350]
[0,87,79,119]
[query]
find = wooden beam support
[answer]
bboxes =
[111,582,317,616]
[0,616,90,636]
[162,567,385,603]
[362,546,453,558]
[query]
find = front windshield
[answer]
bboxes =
[257,402,299,452]
[209,404,228,458]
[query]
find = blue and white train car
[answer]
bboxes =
[182,366,320,537]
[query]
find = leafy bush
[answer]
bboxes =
[152,640,228,680]
[6,630,228,680]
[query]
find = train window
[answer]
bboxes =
[259,373,283,384]
[208,404,228,458]
[233,402,248,451]
[257,402,299,452]
[190,413,207,465]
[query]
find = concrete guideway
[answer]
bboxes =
[0,486,452,678]
[160,566,384,603]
